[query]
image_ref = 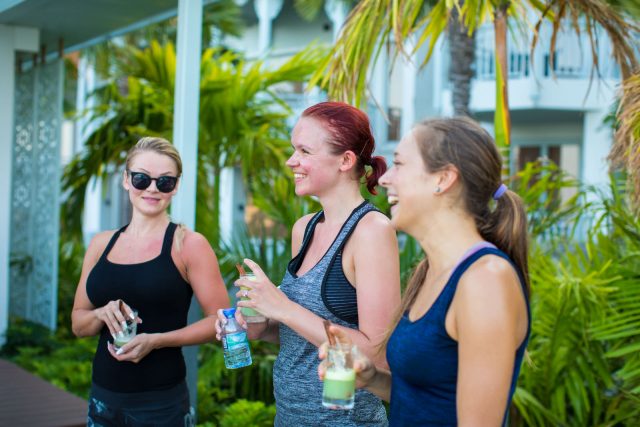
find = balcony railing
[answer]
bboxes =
[474,21,620,81]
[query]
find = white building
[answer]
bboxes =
[206,0,618,225]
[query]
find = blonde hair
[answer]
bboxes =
[125,136,183,177]
[125,136,187,250]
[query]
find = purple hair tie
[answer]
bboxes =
[493,183,508,200]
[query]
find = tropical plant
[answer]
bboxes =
[197,340,277,421]
[507,166,640,426]
[84,0,244,78]
[219,399,276,427]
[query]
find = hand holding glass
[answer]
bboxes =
[322,343,356,410]
[239,272,266,323]
[113,310,138,354]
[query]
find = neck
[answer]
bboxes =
[317,183,365,227]
[127,212,170,237]
[412,209,484,273]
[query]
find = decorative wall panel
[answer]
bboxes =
[9,60,63,329]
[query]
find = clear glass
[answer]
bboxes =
[113,310,138,351]
[322,344,356,410]
[240,273,266,323]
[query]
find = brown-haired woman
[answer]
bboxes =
[319,117,531,426]
[216,102,400,426]
[71,137,229,425]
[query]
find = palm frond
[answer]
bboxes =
[535,0,639,81]
[293,0,325,21]
[608,73,640,210]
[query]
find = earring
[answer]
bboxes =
[435,187,441,193]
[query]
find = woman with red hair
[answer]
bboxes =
[217,102,400,425]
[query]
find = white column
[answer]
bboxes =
[219,167,246,244]
[254,0,284,55]
[76,56,103,245]
[369,41,389,148]
[324,0,350,41]
[0,25,38,346]
[582,108,612,192]
[401,37,417,138]
[171,0,203,411]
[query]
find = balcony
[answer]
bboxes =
[470,21,619,113]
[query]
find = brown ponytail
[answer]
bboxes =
[479,190,529,291]
[366,155,388,195]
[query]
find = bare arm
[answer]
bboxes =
[239,213,400,366]
[153,230,230,346]
[453,256,528,427]
[71,231,131,337]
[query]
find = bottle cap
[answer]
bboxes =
[222,308,236,318]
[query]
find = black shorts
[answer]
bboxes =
[88,381,194,427]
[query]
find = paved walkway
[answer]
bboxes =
[0,358,86,427]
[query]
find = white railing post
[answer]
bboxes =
[171,0,203,413]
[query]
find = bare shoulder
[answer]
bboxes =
[457,255,523,305]
[180,228,214,254]
[351,210,395,242]
[292,213,316,241]
[81,229,118,268]
[87,230,117,255]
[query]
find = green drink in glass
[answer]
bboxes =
[322,344,356,409]
[240,273,265,323]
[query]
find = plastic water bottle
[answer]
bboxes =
[222,308,252,369]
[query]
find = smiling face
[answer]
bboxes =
[285,117,345,197]
[379,129,440,234]
[123,150,180,217]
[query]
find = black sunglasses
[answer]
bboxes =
[127,170,179,193]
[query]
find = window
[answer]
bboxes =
[387,107,402,142]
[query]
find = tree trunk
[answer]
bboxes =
[494,2,511,147]
[448,5,475,118]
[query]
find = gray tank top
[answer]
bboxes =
[273,201,388,426]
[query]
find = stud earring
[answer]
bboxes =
[435,187,441,193]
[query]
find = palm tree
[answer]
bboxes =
[62,41,325,245]
[311,0,639,164]
[296,0,477,117]
[448,4,476,117]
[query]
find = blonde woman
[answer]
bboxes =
[72,137,229,426]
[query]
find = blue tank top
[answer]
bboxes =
[387,244,530,426]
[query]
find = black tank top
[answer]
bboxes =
[289,201,379,324]
[86,222,193,393]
